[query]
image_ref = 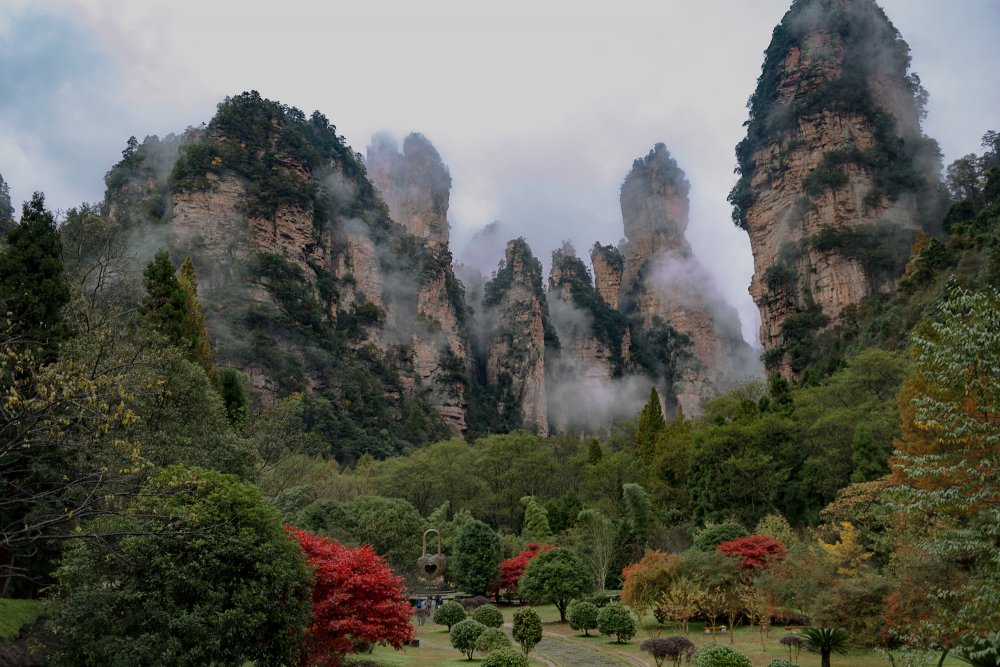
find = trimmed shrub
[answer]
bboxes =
[766,660,797,667]
[459,595,492,610]
[475,627,512,654]
[471,603,504,628]
[450,618,486,660]
[693,523,748,551]
[597,602,637,643]
[692,644,753,667]
[433,601,466,630]
[482,648,530,667]
[512,607,542,655]
[568,601,600,636]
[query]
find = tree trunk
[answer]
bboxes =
[937,648,950,667]
[822,649,831,667]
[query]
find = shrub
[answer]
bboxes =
[450,618,486,660]
[481,648,530,667]
[512,607,542,655]
[716,535,787,570]
[693,523,748,551]
[597,602,637,643]
[471,604,505,629]
[475,627,512,654]
[642,636,696,667]
[692,644,753,667]
[568,601,600,636]
[458,595,492,611]
[433,601,466,630]
[766,660,797,667]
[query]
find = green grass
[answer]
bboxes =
[0,598,46,644]
[364,603,967,667]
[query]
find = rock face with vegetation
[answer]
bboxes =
[481,239,554,436]
[730,0,944,376]
[103,92,470,455]
[610,144,756,414]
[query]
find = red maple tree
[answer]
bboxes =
[716,535,787,570]
[288,527,414,666]
[496,543,554,596]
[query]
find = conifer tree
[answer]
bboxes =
[520,496,553,543]
[142,251,215,376]
[0,171,14,234]
[177,257,216,379]
[0,192,70,360]
[635,387,666,458]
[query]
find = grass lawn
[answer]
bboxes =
[0,598,46,644]
[366,603,965,667]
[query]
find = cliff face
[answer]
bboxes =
[732,0,943,376]
[104,93,469,456]
[366,133,451,248]
[482,239,552,436]
[608,144,756,415]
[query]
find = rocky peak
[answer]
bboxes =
[482,238,553,436]
[366,132,451,248]
[620,143,691,293]
[732,0,943,376]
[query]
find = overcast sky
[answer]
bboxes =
[1,0,998,345]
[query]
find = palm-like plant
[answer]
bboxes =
[802,627,850,667]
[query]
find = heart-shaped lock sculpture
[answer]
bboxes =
[417,528,447,581]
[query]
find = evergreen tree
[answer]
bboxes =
[142,251,215,374]
[520,496,553,543]
[451,519,501,596]
[0,192,70,360]
[0,171,14,234]
[635,387,666,458]
[177,257,216,379]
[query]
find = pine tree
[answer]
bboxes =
[142,252,216,376]
[635,387,666,458]
[177,257,216,379]
[0,192,70,360]
[520,496,553,543]
[0,171,14,234]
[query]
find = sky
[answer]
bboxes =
[1,0,998,346]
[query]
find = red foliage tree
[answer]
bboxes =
[496,543,554,596]
[288,527,414,666]
[716,535,787,570]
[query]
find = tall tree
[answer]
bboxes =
[451,519,501,596]
[518,547,592,622]
[635,387,666,458]
[520,496,552,543]
[0,192,70,360]
[0,171,14,234]
[176,257,216,379]
[888,286,1000,659]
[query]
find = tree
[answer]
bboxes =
[754,513,795,547]
[0,192,70,360]
[512,607,542,655]
[655,576,705,634]
[568,600,599,636]
[802,627,851,667]
[622,482,654,547]
[452,518,501,595]
[642,636,695,667]
[475,626,512,654]
[519,547,593,622]
[471,603,504,628]
[348,495,426,574]
[620,550,682,621]
[635,387,666,458]
[176,257,216,379]
[289,527,413,666]
[141,250,191,348]
[571,508,615,591]
[49,466,312,667]
[497,542,554,597]
[218,367,250,424]
[450,618,486,660]
[597,602,637,643]
[0,171,14,233]
[482,648,530,667]
[888,287,1000,654]
[717,535,787,570]
[520,496,553,542]
[694,523,748,551]
[433,601,467,630]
